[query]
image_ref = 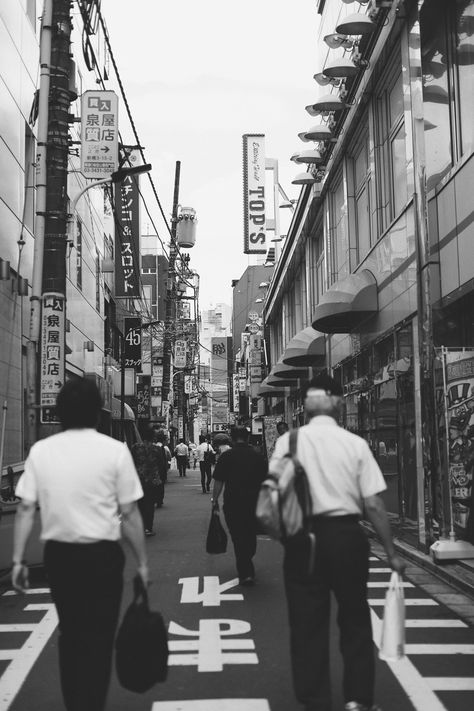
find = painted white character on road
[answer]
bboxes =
[179,577,243,607]
[168,619,258,672]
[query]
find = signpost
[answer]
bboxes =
[80,90,118,179]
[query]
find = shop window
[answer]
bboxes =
[456,0,474,155]
[375,60,409,230]
[328,173,346,283]
[420,0,453,191]
[350,125,372,264]
[420,0,474,188]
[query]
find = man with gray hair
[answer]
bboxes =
[270,374,405,711]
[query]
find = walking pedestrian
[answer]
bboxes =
[11,378,148,711]
[174,438,189,477]
[211,426,267,585]
[276,421,289,436]
[196,435,216,493]
[152,429,169,507]
[270,374,406,711]
[132,425,166,535]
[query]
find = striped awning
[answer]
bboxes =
[281,327,326,367]
[311,269,378,333]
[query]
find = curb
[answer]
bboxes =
[364,525,474,599]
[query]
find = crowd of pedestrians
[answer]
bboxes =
[11,374,404,711]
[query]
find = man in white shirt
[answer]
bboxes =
[270,375,405,711]
[12,378,148,711]
[174,438,189,477]
[196,435,216,493]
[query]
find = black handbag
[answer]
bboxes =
[115,575,168,692]
[206,510,228,554]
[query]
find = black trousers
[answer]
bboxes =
[224,504,257,580]
[138,482,156,530]
[44,540,125,711]
[176,456,187,477]
[283,517,373,711]
[199,461,212,492]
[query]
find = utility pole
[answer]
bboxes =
[26,0,53,449]
[161,161,181,418]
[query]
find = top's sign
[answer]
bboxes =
[242,134,266,255]
[81,90,119,178]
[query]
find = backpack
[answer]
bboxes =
[256,429,313,542]
[203,444,215,465]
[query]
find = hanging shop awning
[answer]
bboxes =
[272,360,310,380]
[266,373,297,388]
[281,327,326,367]
[257,378,287,397]
[311,269,378,333]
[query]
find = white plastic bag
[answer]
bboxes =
[379,571,405,661]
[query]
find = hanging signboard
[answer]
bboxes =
[114,173,141,297]
[80,90,118,178]
[174,339,187,369]
[242,133,266,255]
[123,317,142,370]
[136,374,151,420]
[232,374,240,412]
[262,416,280,459]
[40,293,65,423]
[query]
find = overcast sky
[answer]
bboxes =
[103,0,320,309]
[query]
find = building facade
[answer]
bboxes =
[264,0,474,551]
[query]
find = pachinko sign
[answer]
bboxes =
[242,134,266,255]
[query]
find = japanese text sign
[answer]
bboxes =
[114,174,141,297]
[123,317,142,370]
[136,374,150,420]
[80,90,118,178]
[242,134,266,255]
[40,293,65,423]
[174,339,187,369]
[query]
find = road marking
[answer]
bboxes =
[405,619,467,627]
[0,603,58,711]
[369,567,393,573]
[179,577,243,607]
[151,701,271,710]
[0,652,20,661]
[367,581,414,588]
[168,619,258,672]
[426,678,474,691]
[405,644,474,654]
[370,610,448,711]
[0,624,38,633]
[3,589,50,597]
[369,598,438,606]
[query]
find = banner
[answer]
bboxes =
[136,374,151,420]
[174,339,187,369]
[40,293,65,423]
[80,90,118,179]
[438,350,474,539]
[123,317,142,370]
[242,133,266,254]
[115,173,140,296]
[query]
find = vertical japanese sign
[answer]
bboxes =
[136,374,151,420]
[115,174,141,297]
[40,293,65,423]
[174,340,187,369]
[232,374,240,413]
[80,90,118,178]
[123,317,142,371]
[242,133,266,255]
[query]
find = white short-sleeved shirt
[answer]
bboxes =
[270,416,386,517]
[196,442,215,462]
[16,429,143,543]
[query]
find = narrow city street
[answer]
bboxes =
[0,465,473,711]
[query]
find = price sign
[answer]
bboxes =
[123,317,142,370]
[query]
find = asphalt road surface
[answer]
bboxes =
[1,464,474,711]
